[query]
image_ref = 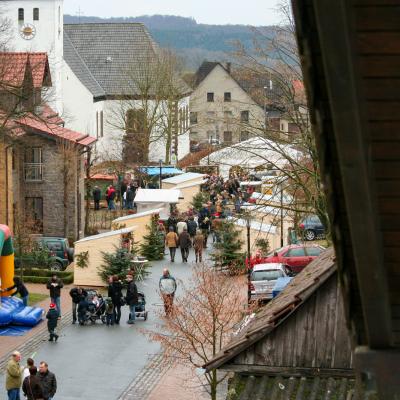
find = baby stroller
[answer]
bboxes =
[129,292,148,321]
[78,290,106,325]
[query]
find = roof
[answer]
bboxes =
[139,166,184,176]
[64,23,191,98]
[230,375,355,400]
[204,247,336,371]
[89,173,117,181]
[134,189,181,203]
[162,172,206,185]
[0,52,51,89]
[75,226,135,243]
[229,216,278,235]
[193,61,223,87]
[112,208,163,223]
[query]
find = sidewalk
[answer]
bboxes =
[0,283,73,366]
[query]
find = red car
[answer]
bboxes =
[262,244,326,274]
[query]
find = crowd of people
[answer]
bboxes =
[6,352,57,400]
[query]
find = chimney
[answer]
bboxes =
[226,62,231,74]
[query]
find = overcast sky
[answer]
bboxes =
[64,0,282,26]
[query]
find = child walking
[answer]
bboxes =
[46,303,60,342]
[105,298,114,326]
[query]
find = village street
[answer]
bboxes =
[0,249,205,400]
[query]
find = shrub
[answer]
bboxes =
[23,273,74,285]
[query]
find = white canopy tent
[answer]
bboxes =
[200,136,300,179]
[134,189,181,219]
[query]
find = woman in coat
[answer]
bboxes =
[108,275,123,324]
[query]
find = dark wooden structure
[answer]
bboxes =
[205,249,358,398]
[291,1,400,398]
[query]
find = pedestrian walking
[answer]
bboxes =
[69,286,87,324]
[166,214,178,232]
[1,277,29,306]
[46,275,63,316]
[22,366,43,400]
[108,275,123,324]
[125,274,138,324]
[199,217,210,248]
[125,185,135,210]
[38,362,57,400]
[46,303,59,342]
[6,351,22,400]
[176,219,187,235]
[106,185,116,210]
[187,217,197,239]
[92,186,101,211]
[178,227,191,263]
[105,298,114,326]
[22,358,34,381]
[193,229,204,263]
[159,268,177,316]
[165,226,179,262]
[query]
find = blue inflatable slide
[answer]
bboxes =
[0,296,43,327]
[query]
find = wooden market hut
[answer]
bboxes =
[204,248,356,398]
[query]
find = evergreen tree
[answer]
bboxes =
[98,248,133,283]
[211,220,245,273]
[140,214,165,261]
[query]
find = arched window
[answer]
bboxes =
[126,109,145,134]
[33,8,39,21]
[18,8,24,22]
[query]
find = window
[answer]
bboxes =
[305,247,324,256]
[285,248,306,257]
[206,111,215,122]
[33,8,39,21]
[223,131,232,143]
[126,109,145,134]
[18,8,24,21]
[224,92,231,102]
[224,110,233,119]
[241,110,249,123]
[25,197,43,232]
[207,131,219,142]
[96,111,99,139]
[24,147,43,181]
[240,131,249,142]
[251,269,284,281]
[100,111,104,137]
[190,112,198,124]
[46,241,62,252]
[207,92,214,102]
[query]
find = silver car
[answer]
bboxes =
[249,263,287,301]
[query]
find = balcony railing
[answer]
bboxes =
[24,163,43,182]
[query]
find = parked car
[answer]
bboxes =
[37,237,74,271]
[249,263,287,302]
[263,244,325,275]
[299,215,325,241]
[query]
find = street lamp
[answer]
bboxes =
[244,212,252,304]
[159,159,163,189]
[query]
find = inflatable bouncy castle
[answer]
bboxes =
[0,224,43,327]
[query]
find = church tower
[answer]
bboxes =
[1,0,64,114]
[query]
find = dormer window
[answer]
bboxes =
[18,8,24,22]
[33,8,39,21]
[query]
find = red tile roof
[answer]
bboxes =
[89,173,117,181]
[0,52,51,89]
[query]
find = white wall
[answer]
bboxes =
[190,65,265,144]
[2,0,64,114]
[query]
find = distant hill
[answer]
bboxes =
[64,14,275,70]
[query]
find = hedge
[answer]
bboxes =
[21,269,72,278]
[22,274,74,285]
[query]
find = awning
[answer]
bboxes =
[139,167,184,176]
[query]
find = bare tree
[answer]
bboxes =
[148,263,246,400]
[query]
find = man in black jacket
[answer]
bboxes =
[125,274,138,324]
[38,362,57,400]
[92,186,101,211]
[69,287,87,324]
[46,275,63,316]
[187,217,197,239]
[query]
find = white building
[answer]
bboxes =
[1,0,191,162]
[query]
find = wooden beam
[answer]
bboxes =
[310,1,392,348]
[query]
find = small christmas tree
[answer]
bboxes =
[140,214,165,261]
[211,220,245,273]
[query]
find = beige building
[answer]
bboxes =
[189,62,266,145]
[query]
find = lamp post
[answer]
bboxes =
[280,183,284,247]
[245,213,252,304]
[159,159,163,189]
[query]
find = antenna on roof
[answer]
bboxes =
[76,7,84,24]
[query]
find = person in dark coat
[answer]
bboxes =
[199,217,210,248]
[125,274,138,324]
[186,217,197,239]
[38,362,57,400]
[92,186,101,210]
[22,366,43,400]
[125,186,135,210]
[178,227,191,263]
[46,275,63,316]
[69,287,87,324]
[46,303,59,342]
[77,297,89,325]
[1,276,29,306]
[166,214,178,232]
[108,275,123,324]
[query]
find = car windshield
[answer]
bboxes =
[251,270,284,281]
[305,247,324,256]
[267,247,284,257]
